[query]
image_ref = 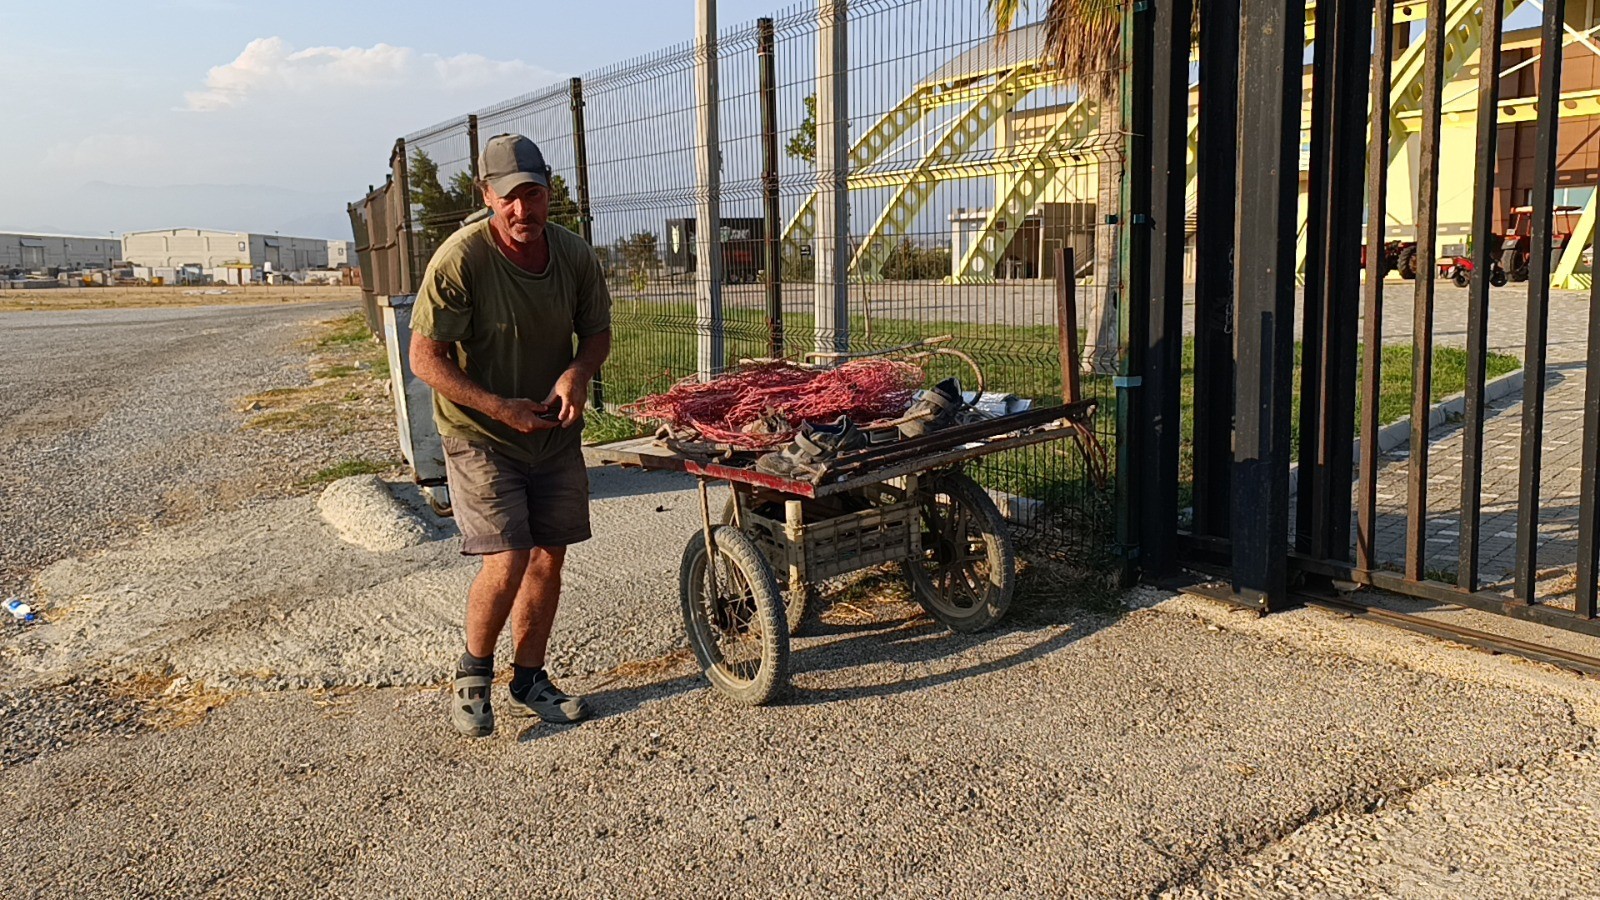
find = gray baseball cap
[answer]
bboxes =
[479,133,551,197]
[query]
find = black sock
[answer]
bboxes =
[510,664,545,698]
[457,650,493,678]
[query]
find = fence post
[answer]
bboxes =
[1116,0,1154,587]
[570,76,602,406]
[695,0,725,379]
[392,138,416,293]
[814,0,849,359]
[466,114,481,208]
[759,17,784,360]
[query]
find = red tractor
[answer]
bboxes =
[1499,205,1582,283]
[1361,240,1420,279]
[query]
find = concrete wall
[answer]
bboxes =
[123,229,252,269]
[124,229,331,271]
[0,233,121,270]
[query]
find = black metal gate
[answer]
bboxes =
[1129,0,1600,640]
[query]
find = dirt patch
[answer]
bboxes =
[0,284,362,313]
[111,673,239,730]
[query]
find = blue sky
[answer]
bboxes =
[0,0,786,238]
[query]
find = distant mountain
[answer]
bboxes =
[56,181,363,240]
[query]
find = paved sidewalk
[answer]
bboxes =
[1365,285,1595,597]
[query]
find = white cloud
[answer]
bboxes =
[182,37,557,112]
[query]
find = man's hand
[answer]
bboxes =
[543,368,589,428]
[495,397,561,433]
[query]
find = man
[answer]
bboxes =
[409,133,612,739]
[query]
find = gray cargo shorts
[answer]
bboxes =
[440,436,592,555]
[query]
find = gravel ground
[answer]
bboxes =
[4,302,1600,897]
[0,301,390,600]
[0,300,393,771]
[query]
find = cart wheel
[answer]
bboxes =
[679,526,790,705]
[721,494,815,636]
[1451,271,1469,288]
[902,472,1015,633]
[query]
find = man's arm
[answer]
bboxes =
[544,330,613,428]
[408,331,556,433]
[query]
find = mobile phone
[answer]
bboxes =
[537,398,563,422]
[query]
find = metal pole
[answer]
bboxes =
[1514,0,1567,600]
[570,77,601,406]
[1192,0,1239,544]
[1357,0,1396,572]
[1141,0,1185,578]
[1229,0,1303,610]
[695,0,725,379]
[1404,0,1445,582]
[814,0,849,359]
[1459,0,1505,591]
[466,114,481,207]
[758,17,784,359]
[1057,248,1082,404]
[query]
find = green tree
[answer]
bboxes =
[786,94,817,164]
[616,231,659,292]
[409,148,584,245]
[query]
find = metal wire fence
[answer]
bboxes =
[358,0,1128,564]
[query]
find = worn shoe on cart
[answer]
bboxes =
[898,377,965,439]
[505,668,591,724]
[755,415,868,483]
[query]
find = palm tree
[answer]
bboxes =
[990,0,1124,374]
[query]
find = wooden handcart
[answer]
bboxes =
[589,399,1099,705]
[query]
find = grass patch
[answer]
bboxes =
[299,457,396,487]
[240,313,391,436]
[583,408,647,445]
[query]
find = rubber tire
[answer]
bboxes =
[1490,268,1508,287]
[901,472,1015,633]
[1396,245,1418,280]
[679,526,789,706]
[721,495,814,635]
[1451,271,1469,288]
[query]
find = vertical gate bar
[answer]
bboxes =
[1403,0,1445,582]
[1357,0,1395,572]
[569,78,601,406]
[466,114,481,208]
[1577,246,1600,619]
[758,18,784,360]
[1320,0,1373,564]
[1230,0,1302,609]
[1514,0,1566,601]
[1297,0,1336,556]
[1143,0,1192,577]
[1459,0,1504,592]
[1117,0,1154,585]
[1191,0,1240,544]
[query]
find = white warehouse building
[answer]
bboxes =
[122,228,330,272]
[0,232,121,271]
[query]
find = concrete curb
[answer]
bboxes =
[1289,366,1525,497]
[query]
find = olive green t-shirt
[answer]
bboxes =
[412,219,612,465]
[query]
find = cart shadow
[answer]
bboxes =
[783,609,1115,706]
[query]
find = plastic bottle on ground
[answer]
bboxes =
[5,598,36,624]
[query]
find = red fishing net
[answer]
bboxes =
[622,359,925,449]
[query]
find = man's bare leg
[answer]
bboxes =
[464,549,531,658]
[509,546,566,668]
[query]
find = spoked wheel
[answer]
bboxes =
[679,525,789,705]
[902,471,1015,633]
[721,493,815,635]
